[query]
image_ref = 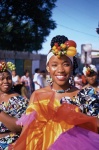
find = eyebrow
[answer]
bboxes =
[51,60,70,63]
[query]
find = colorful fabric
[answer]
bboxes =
[8,91,98,150]
[49,126,99,150]
[60,87,99,117]
[0,95,29,150]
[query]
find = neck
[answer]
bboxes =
[0,90,12,95]
[88,81,98,88]
[51,83,72,93]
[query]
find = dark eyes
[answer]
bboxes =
[52,64,57,67]
[0,77,11,80]
[51,63,70,67]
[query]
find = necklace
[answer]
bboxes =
[51,85,72,93]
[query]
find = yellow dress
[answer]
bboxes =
[9,91,97,150]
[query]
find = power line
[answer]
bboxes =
[57,24,99,38]
[55,0,99,32]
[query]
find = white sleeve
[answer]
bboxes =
[33,74,37,82]
[37,76,44,87]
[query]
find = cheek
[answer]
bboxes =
[65,66,72,73]
[9,80,12,84]
[50,67,57,71]
[48,66,57,73]
[0,80,2,85]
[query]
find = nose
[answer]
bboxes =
[3,78,8,83]
[57,65,65,73]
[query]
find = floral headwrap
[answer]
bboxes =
[83,64,98,76]
[46,35,77,64]
[0,61,16,73]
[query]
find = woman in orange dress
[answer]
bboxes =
[9,35,99,150]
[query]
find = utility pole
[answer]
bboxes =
[81,44,92,65]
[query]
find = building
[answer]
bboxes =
[0,50,47,76]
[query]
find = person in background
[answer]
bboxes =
[82,64,99,90]
[21,82,28,99]
[31,74,35,93]
[9,35,99,150]
[21,70,31,99]
[12,70,21,86]
[74,73,83,89]
[81,73,87,86]
[33,68,43,90]
[71,64,99,120]
[40,70,49,87]
[0,61,29,150]
[12,70,22,94]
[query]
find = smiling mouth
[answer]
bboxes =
[56,75,66,81]
[3,85,9,88]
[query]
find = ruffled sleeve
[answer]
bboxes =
[0,95,29,118]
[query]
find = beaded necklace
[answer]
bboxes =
[51,85,72,93]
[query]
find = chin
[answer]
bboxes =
[90,82,95,85]
[56,81,68,86]
[3,89,10,93]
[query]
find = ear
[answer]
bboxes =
[46,66,50,73]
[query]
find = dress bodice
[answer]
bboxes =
[0,95,29,133]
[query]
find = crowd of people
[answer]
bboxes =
[0,35,99,150]
[12,68,49,99]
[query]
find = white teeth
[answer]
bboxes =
[56,76,65,79]
[4,85,9,87]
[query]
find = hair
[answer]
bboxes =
[24,70,29,75]
[50,35,68,48]
[35,68,40,73]
[72,56,78,75]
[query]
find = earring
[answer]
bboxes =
[46,76,53,85]
[69,75,74,86]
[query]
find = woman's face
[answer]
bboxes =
[86,73,98,85]
[47,55,73,87]
[0,71,12,93]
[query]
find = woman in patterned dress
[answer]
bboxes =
[0,61,29,150]
[74,64,99,118]
[82,64,99,90]
[60,65,99,126]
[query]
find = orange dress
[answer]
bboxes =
[9,91,98,150]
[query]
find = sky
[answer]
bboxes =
[39,0,99,55]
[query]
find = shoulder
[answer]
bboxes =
[71,86,80,96]
[82,84,89,89]
[9,92,20,97]
[29,86,53,103]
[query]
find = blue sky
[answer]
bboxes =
[39,0,99,55]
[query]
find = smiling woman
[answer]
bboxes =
[9,35,99,150]
[0,61,29,150]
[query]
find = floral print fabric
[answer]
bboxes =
[60,87,99,117]
[0,96,29,150]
